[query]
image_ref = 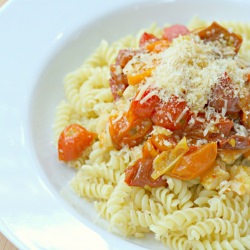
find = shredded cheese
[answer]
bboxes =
[127,34,250,118]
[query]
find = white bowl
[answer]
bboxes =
[1,0,250,249]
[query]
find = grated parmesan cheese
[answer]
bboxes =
[128,34,250,116]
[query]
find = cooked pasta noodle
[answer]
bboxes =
[54,19,250,249]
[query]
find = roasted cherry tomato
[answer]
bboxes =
[109,113,152,150]
[168,142,217,180]
[58,124,96,162]
[142,139,159,158]
[125,157,167,188]
[109,64,128,100]
[115,49,138,68]
[109,49,138,100]
[197,22,242,53]
[139,32,159,47]
[209,73,241,117]
[162,24,190,42]
[214,119,234,137]
[152,96,191,131]
[129,89,160,119]
[218,135,250,150]
[150,134,177,152]
[185,112,233,140]
[241,110,250,129]
[146,40,170,53]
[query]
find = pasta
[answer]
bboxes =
[53,19,250,249]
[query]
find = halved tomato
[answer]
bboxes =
[58,124,96,162]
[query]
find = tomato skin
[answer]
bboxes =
[209,73,241,117]
[109,113,152,150]
[58,124,96,162]
[151,134,177,152]
[109,64,128,100]
[146,40,170,53]
[214,119,234,137]
[125,157,167,188]
[218,135,250,150]
[139,32,159,47]
[168,142,217,180]
[197,22,242,53]
[129,89,160,119]
[109,49,138,100]
[162,24,190,41]
[115,49,137,68]
[152,97,190,131]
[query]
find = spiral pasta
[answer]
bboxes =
[54,20,250,249]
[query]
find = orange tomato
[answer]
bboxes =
[197,22,242,53]
[127,68,154,85]
[142,140,159,158]
[109,113,152,150]
[168,142,217,180]
[146,40,170,52]
[58,124,96,162]
[151,134,176,152]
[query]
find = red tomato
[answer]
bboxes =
[209,73,241,117]
[218,135,250,150]
[139,32,159,47]
[241,111,250,129]
[240,92,250,129]
[125,157,167,188]
[214,119,234,136]
[162,24,190,42]
[109,113,152,150]
[58,124,96,162]
[152,96,191,131]
[129,89,160,119]
[169,142,217,180]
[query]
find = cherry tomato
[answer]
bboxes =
[109,49,138,100]
[58,124,96,162]
[115,49,138,68]
[146,40,170,53]
[125,157,167,188]
[197,22,242,53]
[162,24,190,42]
[214,119,234,136]
[209,73,241,117]
[142,140,159,158]
[152,96,191,131]
[142,134,176,158]
[129,89,160,119]
[109,113,152,150]
[109,64,128,100]
[241,110,250,129]
[127,68,154,85]
[151,134,177,152]
[139,32,159,47]
[218,135,250,150]
[185,113,233,140]
[168,142,217,180]
[240,92,250,129]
